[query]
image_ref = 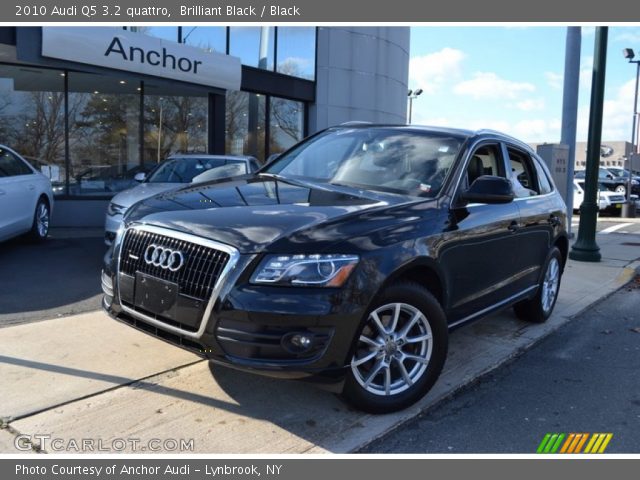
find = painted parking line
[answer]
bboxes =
[599,223,633,234]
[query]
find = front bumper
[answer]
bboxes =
[101,265,370,386]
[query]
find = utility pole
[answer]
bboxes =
[560,27,581,236]
[570,27,608,262]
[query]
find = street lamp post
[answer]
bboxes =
[407,88,423,124]
[622,48,639,218]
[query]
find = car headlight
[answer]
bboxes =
[251,254,359,287]
[107,202,126,216]
[599,195,606,201]
[631,179,638,185]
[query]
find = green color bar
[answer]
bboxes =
[537,433,552,453]
[550,433,566,453]
[544,434,559,453]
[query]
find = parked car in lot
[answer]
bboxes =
[572,179,626,214]
[0,145,54,243]
[102,125,568,413]
[574,167,640,196]
[104,154,259,245]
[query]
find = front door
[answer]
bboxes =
[438,142,522,322]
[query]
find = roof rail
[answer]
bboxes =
[338,121,373,126]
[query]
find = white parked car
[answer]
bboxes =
[0,145,54,243]
[104,154,259,245]
[573,179,626,213]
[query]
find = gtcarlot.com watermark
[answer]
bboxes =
[14,434,195,452]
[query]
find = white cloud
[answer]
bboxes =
[580,55,594,89]
[577,78,636,141]
[453,72,536,99]
[582,26,596,37]
[514,99,545,111]
[545,72,563,90]
[409,48,465,95]
[614,31,640,44]
[512,118,562,142]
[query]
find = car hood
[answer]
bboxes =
[124,176,422,254]
[111,183,182,209]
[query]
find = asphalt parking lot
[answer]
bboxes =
[0,229,106,327]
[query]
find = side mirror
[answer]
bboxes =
[134,172,146,182]
[460,176,514,204]
[606,174,613,179]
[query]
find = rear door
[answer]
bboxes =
[504,145,558,293]
[438,141,522,322]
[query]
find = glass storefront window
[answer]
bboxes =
[229,27,275,70]
[67,73,141,196]
[269,97,304,154]
[0,65,66,195]
[182,26,227,53]
[225,91,266,161]
[276,27,316,80]
[129,26,180,43]
[143,86,208,164]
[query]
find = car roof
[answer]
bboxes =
[329,123,534,153]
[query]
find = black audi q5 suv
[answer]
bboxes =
[102,125,568,413]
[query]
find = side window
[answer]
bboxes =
[507,147,539,198]
[533,157,553,194]
[465,143,504,188]
[0,149,32,177]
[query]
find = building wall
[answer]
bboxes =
[573,141,632,169]
[309,27,410,132]
[530,141,633,169]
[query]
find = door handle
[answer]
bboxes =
[0,189,5,196]
[28,184,35,191]
[508,221,520,233]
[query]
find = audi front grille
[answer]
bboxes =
[119,228,231,301]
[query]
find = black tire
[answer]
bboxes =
[28,198,50,242]
[342,281,448,414]
[513,247,563,323]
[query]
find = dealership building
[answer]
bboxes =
[0,26,409,226]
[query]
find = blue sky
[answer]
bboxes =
[408,26,640,143]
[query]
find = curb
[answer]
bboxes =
[352,260,640,452]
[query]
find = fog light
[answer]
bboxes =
[282,332,316,353]
[291,334,313,349]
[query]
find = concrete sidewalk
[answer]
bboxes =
[0,235,638,454]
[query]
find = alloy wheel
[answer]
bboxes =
[37,203,49,238]
[351,302,433,396]
[541,257,560,314]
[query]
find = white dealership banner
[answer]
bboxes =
[41,27,241,90]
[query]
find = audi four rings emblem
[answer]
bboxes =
[144,244,186,271]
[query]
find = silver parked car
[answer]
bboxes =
[0,145,54,243]
[104,154,259,245]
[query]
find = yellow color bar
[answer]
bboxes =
[590,434,606,453]
[584,434,598,453]
[597,433,613,453]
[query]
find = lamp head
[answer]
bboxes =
[623,48,635,60]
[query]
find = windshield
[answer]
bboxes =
[264,128,465,197]
[147,157,229,183]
